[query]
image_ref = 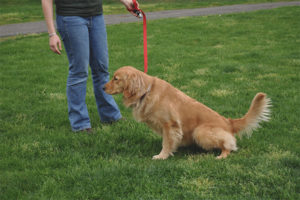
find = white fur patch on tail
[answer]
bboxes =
[240,97,272,138]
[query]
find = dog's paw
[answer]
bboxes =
[152,154,167,160]
[152,153,171,160]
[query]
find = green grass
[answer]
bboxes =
[0,0,298,25]
[1,6,300,199]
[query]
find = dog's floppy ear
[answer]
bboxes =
[123,86,132,98]
[123,71,146,99]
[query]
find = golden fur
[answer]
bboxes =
[104,66,271,159]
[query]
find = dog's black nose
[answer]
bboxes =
[102,86,106,91]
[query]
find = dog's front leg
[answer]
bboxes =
[152,122,182,160]
[152,135,173,160]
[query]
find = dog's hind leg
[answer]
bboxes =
[152,121,183,160]
[192,126,237,159]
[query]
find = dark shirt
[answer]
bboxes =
[55,0,103,17]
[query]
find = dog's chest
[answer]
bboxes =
[132,95,163,135]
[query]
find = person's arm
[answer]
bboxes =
[120,0,140,17]
[41,0,62,55]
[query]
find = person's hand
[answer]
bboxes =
[49,34,62,55]
[120,0,140,17]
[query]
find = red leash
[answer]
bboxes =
[131,0,148,73]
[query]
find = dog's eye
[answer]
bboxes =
[113,77,118,81]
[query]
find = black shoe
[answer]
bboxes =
[80,128,93,134]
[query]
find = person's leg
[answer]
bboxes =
[56,15,91,131]
[88,14,122,123]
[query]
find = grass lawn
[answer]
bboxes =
[0,0,298,25]
[1,5,300,200]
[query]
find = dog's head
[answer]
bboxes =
[104,66,149,106]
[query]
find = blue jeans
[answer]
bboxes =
[56,14,121,131]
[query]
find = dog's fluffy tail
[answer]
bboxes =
[230,93,271,137]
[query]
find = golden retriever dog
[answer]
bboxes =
[104,66,271,160]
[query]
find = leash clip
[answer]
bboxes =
[133,10,143,18]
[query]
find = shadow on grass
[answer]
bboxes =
[177,144,221,158]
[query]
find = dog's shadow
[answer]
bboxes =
[127,135,221,159]
[176,144,221,158]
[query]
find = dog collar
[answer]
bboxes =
[139,84,152,103]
